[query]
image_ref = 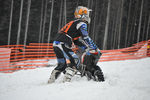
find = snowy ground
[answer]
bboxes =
[0,58,150,100]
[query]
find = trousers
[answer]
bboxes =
[53,41,80,71]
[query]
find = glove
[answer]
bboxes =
[87,48,101,55]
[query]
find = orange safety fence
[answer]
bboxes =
[100,41,149,62]
[0,48,11,71]
[0,44,55,73]
[29,43,53,46]
[0,40,150,73]
[148,40,150,57]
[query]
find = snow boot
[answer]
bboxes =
[63,67,77,82]
[48,70,61,84]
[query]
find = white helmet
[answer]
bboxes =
[74,6,92,23]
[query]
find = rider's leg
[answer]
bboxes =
[48,46,67,83]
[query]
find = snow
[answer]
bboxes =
[0,58,150,100]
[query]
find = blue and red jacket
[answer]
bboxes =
[54,19,98,52]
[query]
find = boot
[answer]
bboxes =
[48,70,61,84]
[63,67,77,82]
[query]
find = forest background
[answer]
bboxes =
[0,0,149,50]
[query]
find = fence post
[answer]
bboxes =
[147,40,150,57]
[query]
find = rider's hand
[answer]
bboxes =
[88,48,100,55]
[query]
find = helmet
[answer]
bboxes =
[74,6,92,23]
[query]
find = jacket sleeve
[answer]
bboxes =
[79,23,98,50]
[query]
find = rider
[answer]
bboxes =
[48,6,101,83]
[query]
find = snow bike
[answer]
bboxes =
[75,48,105,82]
